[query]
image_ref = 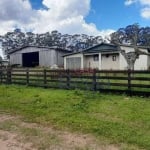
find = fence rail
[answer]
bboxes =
[0,68,150,96]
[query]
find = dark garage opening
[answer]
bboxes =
[22,52,39,67]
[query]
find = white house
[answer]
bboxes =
[64,43,150,70]
[8,46,70,68]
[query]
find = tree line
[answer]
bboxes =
[0,29,104,56]
[0,23,150,70]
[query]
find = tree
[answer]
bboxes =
[110,24,150,70]
[1,29,104,56]
[0,56,2,61]
[0,56,2,67]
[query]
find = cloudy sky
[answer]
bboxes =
[0,0,150,37]
[1,0,150,57]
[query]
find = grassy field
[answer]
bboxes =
[0,84,150,150]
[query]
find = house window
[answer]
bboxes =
[93,54,99,61]
[112,55,116,61]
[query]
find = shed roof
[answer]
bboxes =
[63,42,149,57]
[8,45,71,54]
[63,43,119,57]
[83,43,118,53]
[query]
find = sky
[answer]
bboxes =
[0,0,150,57]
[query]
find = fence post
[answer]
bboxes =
[7,68,12,84]
[127,69,132,96]
[43,69,47,87]
[26,68,29,85]
[66,69,70,89]
[93,69,97,91]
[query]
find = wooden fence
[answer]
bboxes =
[0,68,150,96]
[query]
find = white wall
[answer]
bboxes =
[101,53,119,70]
[148,56,150,70]
[120,53,148,70]
[56,50,66,67]
[64,53,83,69]
[9,47,67,67]
[84,55,99,69]
[39,50,55,67]
[10,47,46,66]
[40,49,65,67]
[134,55,148,70]
[99,53,102,70]
[64,46,149,70]
[119,46,149,70]
[119,53,128,70]
[10,53,22,66]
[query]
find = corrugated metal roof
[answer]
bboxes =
[8,45,71,54]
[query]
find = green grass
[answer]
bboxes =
[0,84,150,149]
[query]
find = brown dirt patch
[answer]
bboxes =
[0,130,34,150]
[0,114,119,150]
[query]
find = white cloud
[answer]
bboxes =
[125,0,150,19]
[42,0,90,19]
[124,0,137,6]
[0,0,37,34]
[141,7,150,18]
[0,0,35,23]
[0,0,114,37]
[139,0,150,19]
[139,0,150,6]
[125,0,150,6]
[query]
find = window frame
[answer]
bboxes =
[112,55,117,61]
[93,54,99,61]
